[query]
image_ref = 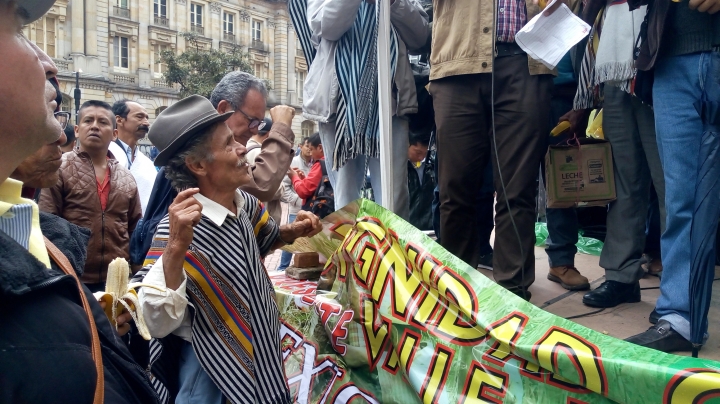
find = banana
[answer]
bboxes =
[95,258,165,340]
[550,120,571,137]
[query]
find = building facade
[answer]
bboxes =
[25,0,316,151]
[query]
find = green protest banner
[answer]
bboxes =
[275,200,720,403]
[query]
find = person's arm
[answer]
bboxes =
[239,106,296,201]
[38,169,64,216]
[291,162,322,200]
[270,210,324,251]
[138,255,190,339]
[307,0,364,41]
[389,0,430,52]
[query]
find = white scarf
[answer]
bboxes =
[594,0,647,87]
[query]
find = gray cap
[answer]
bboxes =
[18,0,56,24]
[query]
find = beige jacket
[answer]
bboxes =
[430,0,555,81]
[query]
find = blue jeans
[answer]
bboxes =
[654,51,720,341]
[177,340,224,404]
[278,213,297,271]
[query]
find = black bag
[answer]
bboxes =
[301,160,334,218]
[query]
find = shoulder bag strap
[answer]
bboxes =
[44,236,105,404]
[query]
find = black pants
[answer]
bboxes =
[431,54,552,291]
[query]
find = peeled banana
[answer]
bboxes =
[95,258,164,340]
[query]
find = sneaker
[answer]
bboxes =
[477,252,493,271]
[547,266,590,291]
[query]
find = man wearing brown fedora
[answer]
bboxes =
[137,95,322,404]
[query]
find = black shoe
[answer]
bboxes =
[625,320,695,353]
[477,252,493,271]
[649,309,659,324]
[509,288,532,301]
[582,280,641,308]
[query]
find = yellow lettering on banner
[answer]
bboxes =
[412,287,441,328]
[381,243,423,320]
[420,345,454,404]
[533,327,608,395]
[484,313,528,364]
[337,251,348,279]
[356,220,388,243]
[664,369,720,404]
[354,245,378,286]
[361,295,390,369]
[370,244,395,303]
[460,361,509,404]
[398,330,421,371]
[343,228,364,256]
[433,270,486,344]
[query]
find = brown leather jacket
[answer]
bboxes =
[39,150,142,284]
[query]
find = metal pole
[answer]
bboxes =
[377,0,394,212]
[73,70,81,124]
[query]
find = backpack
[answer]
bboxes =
[301,160,335,219]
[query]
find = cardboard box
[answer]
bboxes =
[545,138,616,208]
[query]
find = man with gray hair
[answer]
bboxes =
[139,95,322,403]
[130,72,295,264]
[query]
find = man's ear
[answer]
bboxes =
[185,156,208,178]
[113,129,119,140]
[217,99,233,114]
[115,115,123,127]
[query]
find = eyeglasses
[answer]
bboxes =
[237,108,266,131]
[54,111,71,130]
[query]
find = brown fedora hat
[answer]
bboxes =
[150,95,234,167]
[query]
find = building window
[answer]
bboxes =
[252,20,262,42]
[223,12,234,34]
[60,94,72,113]
[253,62,264,79]
[153,43,169,75]
[117,0,128,8]
[296,70,306,101]
[301,121,315,139]
[190,3,203,26]
[33,16,56,58]
[113,36,129,68]
[154,0,167,17]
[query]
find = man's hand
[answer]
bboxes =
[98,300,132,337]
[164,188,203,290]
[287,168,297,179]
[278,210,323,244]
[689,0,720,14]
[537,0,568,16]
[558,109,591,137]
[293,168,306,180]
[269,105,296,127]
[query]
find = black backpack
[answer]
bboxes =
[301,160,335,218]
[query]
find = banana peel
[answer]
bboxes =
[94,258,164,340]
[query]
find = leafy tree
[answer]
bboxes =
[160,32,261,98]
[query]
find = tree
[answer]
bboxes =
[160,32,258,98]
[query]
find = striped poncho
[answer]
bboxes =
[141,190,289,404]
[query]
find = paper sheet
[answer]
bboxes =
[515,0,591,69]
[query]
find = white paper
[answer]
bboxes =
[515,0,591,69]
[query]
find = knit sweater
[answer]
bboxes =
[661,4,720,58]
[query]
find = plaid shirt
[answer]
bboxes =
[496,0,528,43]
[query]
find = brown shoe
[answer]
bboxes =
[642,254,663,276]
[548,266,590,291]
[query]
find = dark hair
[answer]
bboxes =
[308,132,321,147]
[62,124,76,147]
[78,100,115,129]
[112,98,133,119]
[300,137,310,145]
[409,130,430,147]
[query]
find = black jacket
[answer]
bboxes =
[0,212,158,404]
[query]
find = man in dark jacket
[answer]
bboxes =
[625,0,720,352]
[40,100,143,292]
[0,1,157,401]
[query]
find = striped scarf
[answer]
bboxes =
[290,0,399,169]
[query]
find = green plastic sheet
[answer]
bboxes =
[535,222,605,256]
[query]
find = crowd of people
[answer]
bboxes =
[0,0,718,401]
